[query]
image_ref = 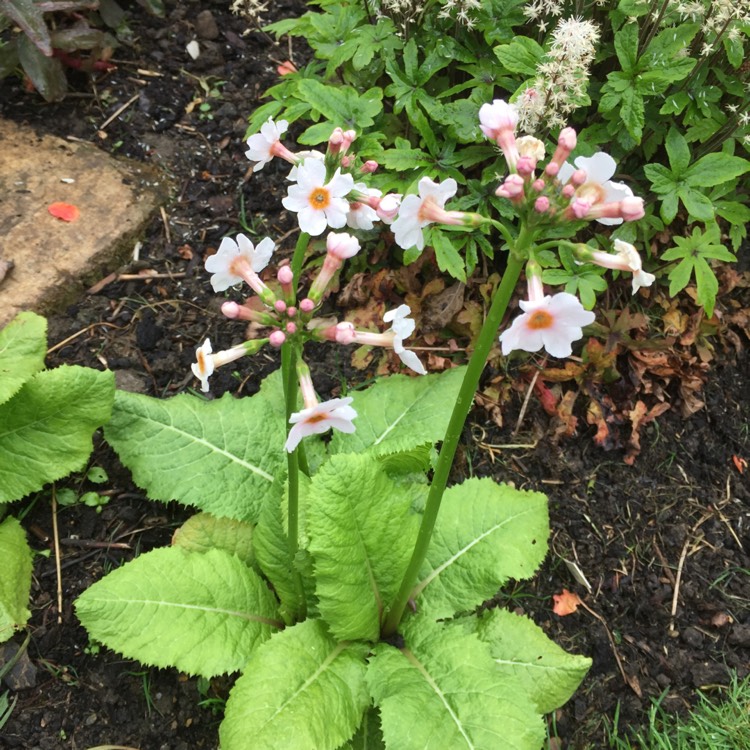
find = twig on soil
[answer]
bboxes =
[100,93,140,130]
[160,206,172,244]
[670,511,712,634]
[651,538,677,587]
[514,369,539,435]
[46,322,128,354]
[60,539,132,550]
[87,270,186,294]
[51,487,64,625]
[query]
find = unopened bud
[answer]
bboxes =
[532,178,545,192]
[534,196,550,213]
[285,322,297,334]
[300,298,315,313]
[360,160,378,174]
[277,265,293,285]
[222,301,241,319]
[274,299,287,313]
[286,306,297,317]
[621,196,645,221]
[571,169,587,186]
[269,330,286,348]
[562,184,575,198]
[545,162,560,177]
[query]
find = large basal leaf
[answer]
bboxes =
[220,619,369,750]
[307,454,419,642]
[0,517,33,643]
[172,512,255,568]
[0,366,114,504]
[0,0,53,55]
[17,33,67,102]
[329,368,466,457]
[367,617,545,750]
[0,312,47,407]
[413,478,548,619]
[75,547,281,678]
[103,374,287,522]
[341,708,385,750]
[475,609,591,715]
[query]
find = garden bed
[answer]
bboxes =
[1,0,748,747]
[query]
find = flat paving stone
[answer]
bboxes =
[0,119,167,327]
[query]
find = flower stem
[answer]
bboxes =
[281,341,306,618]
[381,236,531,636]
[291,231,310,287]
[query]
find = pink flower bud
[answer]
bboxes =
[532,179,545,192]
[571,197,591,219]
[562,184,575,198]
[285,322,297,334]
[269,330,286,348]
[496,174,525,199]
[558,127,577,151]
[326,232,360,260]
[277,265,293,285]
[621,196,645,221]
[300,298,315,313]
[274,299,287,313]
[534,196,550,213]
[545,162,560,177]
[341,155,354,168]
[377,194,401,223]
[335,322,356,345]
[516,156,535,176]
[571,169,587,186]
[360,160,378,174]
[222,301,241,319]
[286,306,297,317]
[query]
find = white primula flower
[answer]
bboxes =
[287,150,325,181]
[282,159,354,236]
[499,292,595,358]
[558,152,634,225]
[245,117,289,172]
[346,184,381,230]
[285,397,357,452]
[391,177,458,251]
[613,239,656,293]
[191,339,215,392]
[383,304,427,375]
[205,234,275,292]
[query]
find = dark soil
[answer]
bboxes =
[1,1,749,748]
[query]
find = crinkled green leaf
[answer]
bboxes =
[367,617,545,750]
[0,312,47,406]
[103,373,286,522]
[329,368,465,457]
[475,609,591,714]
[172,512,255,567]
[76,547,281,678]
[0,366,114,503]
[341,708,385,750]
[0,517,32,643]
[307,454,419,641]
[413,478,548,619]
[220,619,369,750]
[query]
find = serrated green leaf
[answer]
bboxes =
[619,86,644,142]
[665,127,690,175]
[475,609,591,714]
[679,187,714,221]
[76,547,281,677]
[296,80,383,130]
[0,517,32,643]
[0,312,47,406]
[329,368,466,457]
[685,153,750,188]
[643,163,678,194]
[614,23,639,72]
[660,192,679,225]
[220,619,369,750]
[693,255,719,315]
[413,478,548,619]
[367,617,545,750]
[172,512,255,567]
[430,229,467,282]
[667,257,694,296]
[0,367,114,503]
[103,373,286,522]
[307,454,419,641]
[493,37,544,75]
[341,708,385,750]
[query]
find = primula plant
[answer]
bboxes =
[72,97,669,749]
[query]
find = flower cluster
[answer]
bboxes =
[479,99,654,359]
[192,123,427,451]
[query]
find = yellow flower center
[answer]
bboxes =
[527,310,554,330]
[196,350,207,373]
[306,413,328,424]
[309,187,330,210]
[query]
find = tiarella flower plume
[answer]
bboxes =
[391,177,459,251]
[245,118,296,172]
[282,159,354,236]
[285,398,358,452]
[205,235,275,294]
[558,153,636,226]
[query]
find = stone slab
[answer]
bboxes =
[0,119,167,327]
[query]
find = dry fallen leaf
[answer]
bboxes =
[48,202,80,222]
[732,455,747,474]
[552,588,582,616]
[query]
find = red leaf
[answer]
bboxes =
[48,202,80,222]
[552,589,582,616]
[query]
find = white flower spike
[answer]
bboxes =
[282,159,354,236]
